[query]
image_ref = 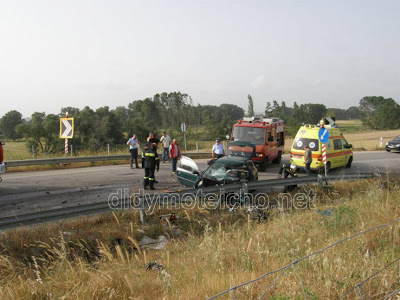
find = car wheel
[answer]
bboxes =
[386,149,391,152]
[259,158,268,171]
[272,152,282,164]
[346,157,353,168]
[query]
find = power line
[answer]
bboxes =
[208,216,400,299]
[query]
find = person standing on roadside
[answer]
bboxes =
[212,138,225,159]
[169,139,181,173]
[304,145,313,176]
[147,132,160,146]
[127,134,140,169]
[147,132,160,183]
[141,143,159,190]
[160,131,171,163]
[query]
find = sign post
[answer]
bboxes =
[60,112,74,156]
[181,122,187,152]
[318,127,329,177]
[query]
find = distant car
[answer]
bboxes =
[0,141,5,181]
[386,136,400,152]
[176,141,259,188]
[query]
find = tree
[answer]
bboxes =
[265,101,272,117]
[247,94,254,117]
[326,108,346,120]
[271,101,280,117]
[0,110,23,140]
[60,107,80,118]
[289,101,303,126]
[280,101,288,118]
[300,104,327,124]
[359,96,400,129]
[346,106,360,119]
[16,112,63,153]
[219,104,245,122]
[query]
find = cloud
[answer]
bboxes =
[250,75,265,89]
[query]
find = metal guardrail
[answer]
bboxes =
[0,173,378,230]
[168,172,378,195]
[4,152,211,167]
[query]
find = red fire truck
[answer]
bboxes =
[230,117,285,171]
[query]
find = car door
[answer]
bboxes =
[341,139,352,166]
[176,156,201,188]
[332,139,344,167]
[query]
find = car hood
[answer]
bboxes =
[226,141,256,159]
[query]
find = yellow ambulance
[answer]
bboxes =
[290,124,353,172]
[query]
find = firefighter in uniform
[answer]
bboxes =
[278,163,298,192]
[142,143,159,190]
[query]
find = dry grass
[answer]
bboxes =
[0,179,399,299]
[345,130,400,150]
[336,120,363,126]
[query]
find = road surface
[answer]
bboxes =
[0,151,399,219]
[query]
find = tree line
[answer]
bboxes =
[0,92,244,153]
[0,93,398,154]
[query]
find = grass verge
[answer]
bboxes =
[0,179,400,298]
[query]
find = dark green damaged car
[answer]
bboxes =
[176,141,259,188]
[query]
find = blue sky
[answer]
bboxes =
[1,0,399,116]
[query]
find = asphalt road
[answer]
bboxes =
[0,151,399,219]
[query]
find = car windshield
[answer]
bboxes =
[203,163,229,181]
[393,136,400,141]
[232,127,265,144]
[203,162,245,182]
[293,137,319,151]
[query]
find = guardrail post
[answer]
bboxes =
[107,143,110,155]
[139,189,145,224]
[219,188,224,212]
[32,145,35,159]
[196,142,199,153]
[242,183,249,205]
[318,174,323,190]
[71,144,73,157]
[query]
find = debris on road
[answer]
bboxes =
[139,235,168,250]
[145,261,163,270]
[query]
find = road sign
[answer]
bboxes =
[325,117,335,126]
[181,123,186,133]
[59,118,74,139]
[318,127,329,143]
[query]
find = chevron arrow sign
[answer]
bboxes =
[59,118,74,139]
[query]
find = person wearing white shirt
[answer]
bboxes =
[212,138,225,159]
[160,131,172,163]
[127,134,140,168]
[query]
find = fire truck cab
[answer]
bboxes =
[230,117,285,171]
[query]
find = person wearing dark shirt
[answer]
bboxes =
[303,145,313,176]
[147,132,160,183]
[141,143,159,190]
